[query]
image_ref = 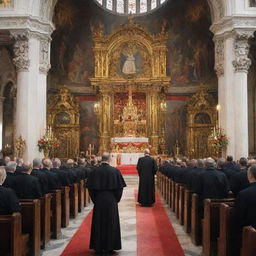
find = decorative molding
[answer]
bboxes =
[0,16,54,35]
[232,32,252,73]
[211,16,256,36]
[214,37,224,77]
[39,38,51,74]
[11,32,30,72]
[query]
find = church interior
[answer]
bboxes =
[1,0,256,255]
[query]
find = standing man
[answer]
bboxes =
[137,149,158,207]
[87,152,126,255]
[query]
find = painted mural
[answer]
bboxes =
[79,98,99,154]
[51,0,216,88]
[166,99,187,155]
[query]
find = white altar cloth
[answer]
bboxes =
[111,137,149,143]
[110,153,144,166]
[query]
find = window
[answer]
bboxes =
[94,0,167,15]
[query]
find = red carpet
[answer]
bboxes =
[118,165,138,175]
[60,211,94,256]
[136,191,185,256]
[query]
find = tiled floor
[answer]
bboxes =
[42,175,201,256]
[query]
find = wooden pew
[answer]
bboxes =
[78,180,85,212]
[175,183,180,217]
[61,186,70,228]
[50,190,62,239]
[217,202,235,256]
[171,180,176,212]
[202,198,235,256]
[40,193,51,249]
[178,185,185,225]
[183,189,193,233]
[20,199,41,256]
[167,178,172,207]
[84,179,90,207]
[241,226,256,256]
[70,183,78,218]
[0,213,29,256]
[191,193,201,245]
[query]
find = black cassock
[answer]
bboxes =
[137,155,158,206]
[86,163,126,252]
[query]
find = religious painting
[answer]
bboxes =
[79,98,99,153]
[120,45,143,75]
[166,99,187,155]
[250,0,256,7]
[51,0,215,89]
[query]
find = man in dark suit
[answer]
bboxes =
[231,164,256,256]
[194,157,229,218]
[31,158,49,194]
[51,158,70,186]
[0,167,20,214]
[13,161,42,199]
[137,149,158,207]
[2,161,17,189]
[41,158,61,191]
[87,152,126,255]
[230,157,250,196]
[15,158,24,173]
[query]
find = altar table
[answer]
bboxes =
[110,153,144,166]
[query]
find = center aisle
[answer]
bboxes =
[48,175,200,256]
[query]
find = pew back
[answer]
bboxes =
[241,226,256,256]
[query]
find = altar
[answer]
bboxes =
[110,152,144,166]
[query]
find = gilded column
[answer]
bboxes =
[99,89,112,153]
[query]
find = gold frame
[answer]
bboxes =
[186,87,217,158]
[47,87,80,159]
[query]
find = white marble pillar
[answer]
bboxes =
[215,31,252,160]
[0,97,5,150]
[12,32,50,160]
[232,32,252,159]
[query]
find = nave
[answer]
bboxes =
[42,175,200,256]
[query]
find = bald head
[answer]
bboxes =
[102,152,110,163]
[42,158,52,169]
[144,149,150,155]
[0,167,6,185]
[22,161,32,174]
[67,159,74,168]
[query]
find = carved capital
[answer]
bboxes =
[214,37,224,77]
[11,32,30,72]
[232,32,252,73]
[39,38,51,74]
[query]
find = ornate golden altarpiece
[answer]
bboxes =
[90,20,170,154]
[187,88,217,158]
[47,87,80,159]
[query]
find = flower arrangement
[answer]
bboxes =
[38,126,59,155]
[208,126,229,149]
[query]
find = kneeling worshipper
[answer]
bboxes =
[87,152,126,256]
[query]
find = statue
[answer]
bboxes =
[14,136,26,158]
[122,46,136,75]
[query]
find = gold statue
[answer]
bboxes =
[14,136,26,158]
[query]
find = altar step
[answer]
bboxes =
[117,165,138,175]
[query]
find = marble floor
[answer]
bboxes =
[42,175,202,256]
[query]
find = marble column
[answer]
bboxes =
[0,97,5,150]
[214,31,252,160]
[232,32,252,159]
[12,31,50,160]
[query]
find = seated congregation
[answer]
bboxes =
[0,156,93,256]
[157,156,256,256]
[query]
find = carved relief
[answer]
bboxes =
[12,33,30,72]
[232,33,252,73]
[214,37,224,77]
[39,38,51,74]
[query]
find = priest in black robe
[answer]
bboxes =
[87,152,126,255]
[137,149,158,207]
